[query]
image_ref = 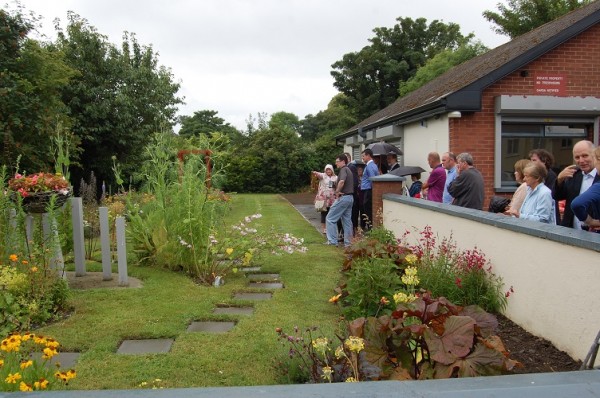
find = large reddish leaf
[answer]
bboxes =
[434,343,507,378]
[348,317,366,337]
[459,305,498,338]
[424,316,475,365]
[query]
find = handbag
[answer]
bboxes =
[315,199,326,212]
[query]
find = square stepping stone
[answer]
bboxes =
[187,321,236,333]
[213,306,254,316]
[247,273,280,281]
[240,266,261,272]
[248,282,284,289]
[117,339,173,354]
[31,352,80,369]
[234,292,272,300]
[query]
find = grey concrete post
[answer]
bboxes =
[25,214,34,243]
[115,216,128,286]
[42,213,65,277]
[71,197,86,276]
[6,209,18,253]
[99,207,113,281]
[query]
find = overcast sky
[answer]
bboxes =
[17,0,509,130]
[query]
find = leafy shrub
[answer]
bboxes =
[403,226,509,313]
[349,292,519,379]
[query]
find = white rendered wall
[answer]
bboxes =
[382,197,600,361]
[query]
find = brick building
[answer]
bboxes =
[336,2,600,208]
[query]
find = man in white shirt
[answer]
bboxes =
[442,152,457,204]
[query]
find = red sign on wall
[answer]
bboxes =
[534,73,567,96]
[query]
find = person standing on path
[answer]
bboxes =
[421,152,446,202]
[360,149,379,230]
[325,154,354,247]
[442,152,457,204]
[447,152,485,210]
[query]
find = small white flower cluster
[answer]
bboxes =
[273,233,307,254]
[232,213,262,236]
[209,235,218,245]
[178,236,193,249]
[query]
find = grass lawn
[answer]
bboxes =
[38,194,345,389]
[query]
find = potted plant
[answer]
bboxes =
[8,172,71,214]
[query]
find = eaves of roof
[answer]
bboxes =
[337,1,600,139]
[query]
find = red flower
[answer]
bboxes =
[455,277,462,288]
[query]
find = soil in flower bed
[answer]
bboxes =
[496,314,581,373]
[281,192,583,374]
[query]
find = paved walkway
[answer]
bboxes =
[280,192,325,235]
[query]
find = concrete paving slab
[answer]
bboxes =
[248,282,284,289]
[187,321,236,333]
[247,273,280,281]
[239,266,261,272]
[213,306,254,316]
[234,292,273,300]
[117,339,173,354]
[31,352,80,369]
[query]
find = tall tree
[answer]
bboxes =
[399,41,488,97]
[56,13,183,189]
[0,7,75,171]
[179,109,240,139]
[483,0,592,38]
[331,17,469,120]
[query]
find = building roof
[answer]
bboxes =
[340,1,600,137]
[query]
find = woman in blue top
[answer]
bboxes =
[508,162,556,224]
[571,146,600,231]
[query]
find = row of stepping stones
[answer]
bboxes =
[45,267,284,366]
[92,267,283,358]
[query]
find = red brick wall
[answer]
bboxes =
[449,24,600,207]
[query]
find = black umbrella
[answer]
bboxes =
[367,142,403,156]
[388,165,426,177]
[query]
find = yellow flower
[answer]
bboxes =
[20,360,33,369]
[344,336,365,353]
[30,266,38,272]
[5,372,21,383]
[34,378,49,389]
[0,358,4,367]
[321,366,334,382]
[345,377,358,382]
[334,345,345,359]
[311,338,329,356]
[9,254,18,262]
[22,332,34,341]
[42,347,57,359]
[34,335,47,345]
[405,254,418,265]
[401,267,420,286]
[19,381,33,392]
[225,248,234,256]
[393,292,417,304]
[45,338,60,349]
[328,294,342,303]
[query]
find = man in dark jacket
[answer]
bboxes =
[448,152,484,210]
[555,140,600,229]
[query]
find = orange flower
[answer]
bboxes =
[328,294,342,303]
[380,296,390,305]
[9,254,18,262]
[21,260,28,265]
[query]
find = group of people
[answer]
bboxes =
[314,140,600,246]
[312,149,382,247]
[420,151,485,210]
[418,140,600,232]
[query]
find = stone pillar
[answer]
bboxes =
[71,197,86,276]
[370,174,406,228]
[99,207,113,281]
[115,216,128,287]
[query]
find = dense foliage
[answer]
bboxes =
[483,0,592,38]
[331,17,470,120]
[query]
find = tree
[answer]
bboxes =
[178,109,240,139]
[0,7,76,171]
[399,41,488,97]
[331,17,470,120]
[56,13,183,190]
[483,0,592,38]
